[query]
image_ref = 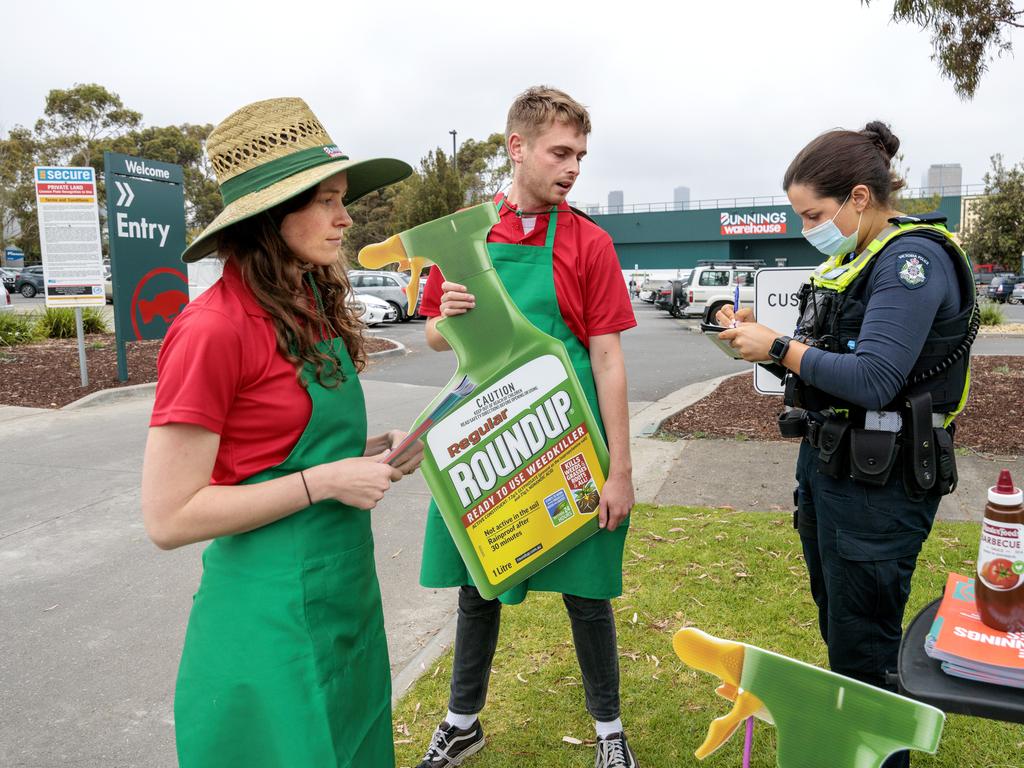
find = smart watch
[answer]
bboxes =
[768,335,793,364]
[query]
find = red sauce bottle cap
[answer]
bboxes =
[989,469,1023,505]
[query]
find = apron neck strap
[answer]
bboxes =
[494,195,559,248]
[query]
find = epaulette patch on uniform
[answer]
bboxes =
[897,253,930,289]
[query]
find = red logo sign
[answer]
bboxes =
[130,267,188,340]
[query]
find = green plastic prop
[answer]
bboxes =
[358,203,610,599]
[672,628,945,767]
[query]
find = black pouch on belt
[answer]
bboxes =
[932,426,959,496]
[904,391,937,496]
[849,428,899,486]
[816,417,850,478]
[778,408,808,439]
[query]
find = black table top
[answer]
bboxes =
[898,597,1024,725]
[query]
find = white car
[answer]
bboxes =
[349,293,396,327]
[1,281,13,312]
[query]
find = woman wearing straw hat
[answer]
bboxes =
[141,97,419,767]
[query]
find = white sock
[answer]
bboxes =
[446,710,478,730]
[595,717,623,738]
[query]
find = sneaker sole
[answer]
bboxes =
[446,736,485,766]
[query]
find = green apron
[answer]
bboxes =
[419,203,628,605]
[174,337,393,767]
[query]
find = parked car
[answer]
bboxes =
[986,274,1020,303]
[1,267,18,291]
[681,260,763,319]
[653,281,674,311]
[1010,281,1024,305]
[1,281,12,312]
[637,278,662,303]
[348,270,415,322]
[14,265,45,298]
[348,293,395,326]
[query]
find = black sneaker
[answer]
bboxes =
[595,731,638,768]
[416,720,486,767]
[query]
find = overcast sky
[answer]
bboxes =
[3,1,1021,209]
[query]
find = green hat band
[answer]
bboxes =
[219,144,349,206]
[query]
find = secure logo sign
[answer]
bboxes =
[720,211,787,236]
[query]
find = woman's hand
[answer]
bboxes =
[718,323,778,363]
[715,305,756,327]
[439,281,475,317]
[384,429,424,476]
[309,456,403,510]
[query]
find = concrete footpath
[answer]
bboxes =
[1,373,1014,767]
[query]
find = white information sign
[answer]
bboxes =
[33,166,106,307]
[753,267,815,395]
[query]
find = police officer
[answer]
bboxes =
[718,121,976,768]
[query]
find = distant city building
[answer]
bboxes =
[608,190,624,213]
[923,164,962,195]
[673,186,690,209]
[586,204,602,216]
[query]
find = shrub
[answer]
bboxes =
[978,299,1006,327]
[0,312,39,346]
[35,307,109,338]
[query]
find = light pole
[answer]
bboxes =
[449,129,458,172]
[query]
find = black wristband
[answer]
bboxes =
[299,470,314,506]
[769,335,793,364]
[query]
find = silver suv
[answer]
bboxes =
[348,270,415,322]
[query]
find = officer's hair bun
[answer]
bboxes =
[861,121,901,164]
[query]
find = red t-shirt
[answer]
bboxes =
[150,260,312,486]
[419,195,636,346]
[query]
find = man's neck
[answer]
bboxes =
[504,181,552,214]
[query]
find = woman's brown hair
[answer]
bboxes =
[216,187,366,387]
[783,121,906,207]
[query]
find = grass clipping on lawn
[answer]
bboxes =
[393,506,1021,768]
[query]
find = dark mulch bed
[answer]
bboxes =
[0,334,398,409]
[659,355,1023,456]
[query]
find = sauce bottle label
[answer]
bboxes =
[977,519,1024,591]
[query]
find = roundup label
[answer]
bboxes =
[427,355,605,586]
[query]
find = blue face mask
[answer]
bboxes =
[801,195,862,257]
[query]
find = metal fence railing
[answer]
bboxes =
[578,184,987,216]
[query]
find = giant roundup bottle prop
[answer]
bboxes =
[359,203,609,599]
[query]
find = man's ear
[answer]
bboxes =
[508,132,525,164]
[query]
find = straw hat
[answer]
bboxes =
[182,97,412,263]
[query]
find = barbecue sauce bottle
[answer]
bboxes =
[976,469,1024,632]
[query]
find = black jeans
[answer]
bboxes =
[795,441,939,768]
[448,585,621,720]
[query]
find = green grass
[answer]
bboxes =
[979,300,1006,327]
[393,506,1022,768]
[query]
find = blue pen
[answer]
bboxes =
[732,283,740,327]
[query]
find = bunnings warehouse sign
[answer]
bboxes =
[720,210,788,236]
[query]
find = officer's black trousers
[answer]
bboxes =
[795,441,939,768]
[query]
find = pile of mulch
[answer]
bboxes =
[0,334,397,409]
[659,355,1022,456]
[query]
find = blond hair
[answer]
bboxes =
[505,86,592,141]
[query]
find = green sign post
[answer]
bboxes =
[103,152,188,381]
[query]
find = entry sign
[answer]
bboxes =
[753,267,814,395]
[103,152,187,380]
[33,166,106,307]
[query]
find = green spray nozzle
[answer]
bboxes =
[673,628,945,767]
[358,203,500,315]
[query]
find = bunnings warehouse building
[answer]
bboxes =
[588,193,966,275]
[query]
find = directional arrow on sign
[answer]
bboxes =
[115,180,135,208]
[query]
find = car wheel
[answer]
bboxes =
[387,301,407,322]
[20,284,37,298]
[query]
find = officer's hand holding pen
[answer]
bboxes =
[716,305,775,363]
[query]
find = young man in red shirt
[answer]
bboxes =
[416,87,638,768]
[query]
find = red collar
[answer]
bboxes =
[493,193,571,228]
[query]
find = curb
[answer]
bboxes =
[62,381,157,410]
[628,370,748,438]
[59,338,407,410]
[367,338,406,359]
[391,610,458,706]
